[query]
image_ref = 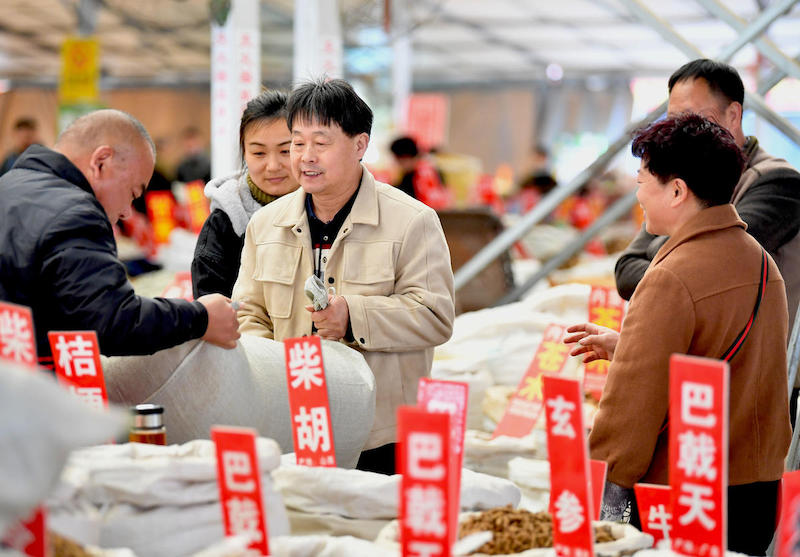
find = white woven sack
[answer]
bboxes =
[102,335,375,469]
[0,360,126,535]
[47,439,288,557]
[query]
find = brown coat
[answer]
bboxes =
[590,204,791,488]
[232,166,455,449]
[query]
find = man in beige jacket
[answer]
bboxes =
[233,78,455,474]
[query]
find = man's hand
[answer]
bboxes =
[563,322,620,363]
[197,294,240,349]
[306,294,350,340]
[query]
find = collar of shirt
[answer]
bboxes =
[305,186,361,248]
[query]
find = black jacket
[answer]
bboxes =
[191,208,245,298]
[0,145,208,363]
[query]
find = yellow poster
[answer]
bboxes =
[59,37,99,104]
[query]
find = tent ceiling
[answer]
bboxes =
[0,0,798,88]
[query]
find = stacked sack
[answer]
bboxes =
[47,439,289,557]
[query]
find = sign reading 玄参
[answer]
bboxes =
[284,336,336,467]
[543,376,595,557]
[669,354,728,557]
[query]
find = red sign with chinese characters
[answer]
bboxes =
[543,376,595,557]
[584,286,625,400]
[417,377,468,523]
[492,324,569,439]
[405,94,449,153]
[185,181,211,234]
[283,336,336,467]
[161,271,194,301]
[0,301,37,368]
[778,470,800,557]
[211,426,269,556]
[48,331,108,411]
[590,460,607,521]
[145,191,177,245]
[669,354,728,557]
[635,483,673,546]
[2,506,46,557]
[398,406,457,556]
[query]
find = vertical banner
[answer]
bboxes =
[405,94,449,153]
[58,36,102,132]
[543,376,595,557]
[211,0,261,178]
[145,191,177,245]
[669,354,729,557]
[161,271,194,301]
[284,336,336,466]
[48,331,108,411]
[583,286,625,400]
[635,483,673,546]
[398,406,456,557]
[493,324,569,439]
[212,426,269,555]
[778,470,800,557]
[417,377,468,527]
[0,301,37,368]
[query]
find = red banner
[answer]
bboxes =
[48,331,108,411]
[398,406,456,556]
[584,286,625,400]
[778,470,800,557]
[185,180,211,234]
[635,483,673,546]
[161,270,194,301]
[145,190,177,245]
[543,376,594,557]
[590,460,607,521]
[0,301,37,368]
[669,354,729,557]
[2,506,46,557]
[211,426,269,555]
[284,336,336,467]
[493,324,569,439]
[405,94,449,153]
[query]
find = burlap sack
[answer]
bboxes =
[102,335,375,469]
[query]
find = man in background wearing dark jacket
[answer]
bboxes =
[614,59,800,416]
[0,109,239,369]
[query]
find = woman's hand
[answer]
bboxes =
[563,322,620,363]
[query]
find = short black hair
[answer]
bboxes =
[668,59,745,106]
[286,78,373,137]
[239,89,289,164]
[631,113,745,207]
[390,136,418,158]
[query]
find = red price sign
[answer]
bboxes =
[0,301,37,368]
[635,483,672,546]
[589,460,607,521]
[669,354,728,557]
[212,426,269,555]
[778,470,800,557]
[2,506,46,557]
[584,286,625,400]
[543,376,594,557]
[284,336,336,467]
[48,331,107,411]
[161,270,194,301]
[145,191,177,245]
[417,377,468,514]
[492,324,569,439]
[185,181,211,234]
[398,406,457,555]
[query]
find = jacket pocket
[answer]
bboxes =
[342,241,395,295]
[252,242,301,319]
